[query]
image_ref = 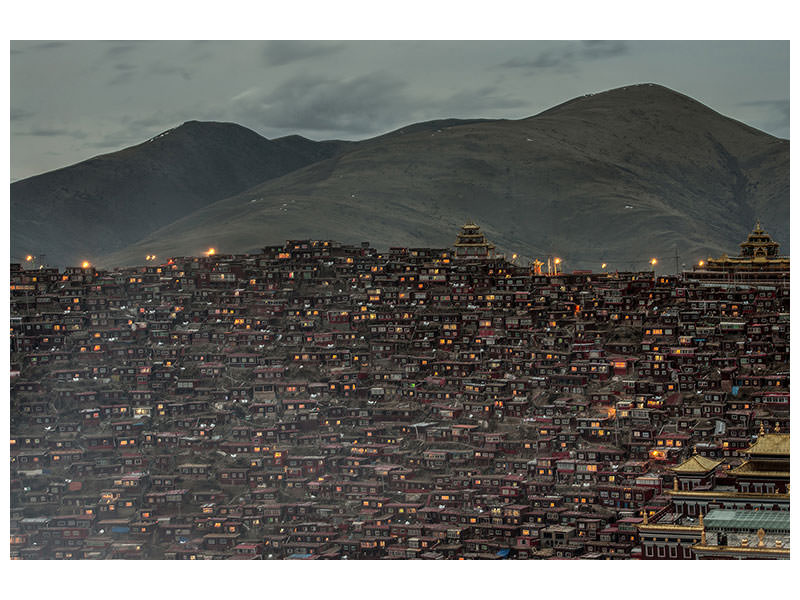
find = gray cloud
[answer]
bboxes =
[261,41,346,66]
[739,99,789,137]
[581,41,629,59]
[105,43,139,57]
[149,62,193,81]
[86,129,150,150]
[15,127,87,139]
[10,41,69,56]
[500,40,629,73]
[11,108,35,122]
[501,50,577,73]
[232,73,413,135]
[109,62,138,85]
[32,41,69,50]
[439,86,528,114]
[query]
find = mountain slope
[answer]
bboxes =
[11,121,348,266]
[99,84,789,271]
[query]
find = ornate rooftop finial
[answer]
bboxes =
[774,421,780,433]
[642,510,648,525]
[673,477,679,492]
[759,421,765,436]
[693,445,698,455]
[757,528,765,547]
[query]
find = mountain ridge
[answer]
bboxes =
[11,84,789,272]
[10,121,349,266]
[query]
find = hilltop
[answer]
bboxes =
[11,121,348,266]
[12,84,789,271]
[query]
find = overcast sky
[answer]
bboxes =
[9,40,789,182]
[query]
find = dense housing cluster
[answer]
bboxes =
[10,224,790,559]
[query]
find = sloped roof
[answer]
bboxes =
[672,454,722,474]
[744,433,790,456]
[728,460,789,479]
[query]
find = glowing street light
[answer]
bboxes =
[81,261,91,269]
[601,263,607,270]
[650,258,658,267]
[206,248,216,257]
[698,260,705,267]
[25,255,34,262]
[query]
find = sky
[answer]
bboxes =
[9,39,790,182]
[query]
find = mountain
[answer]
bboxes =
[13,84,790,272]
[10,121,348,266]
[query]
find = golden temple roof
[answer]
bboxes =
[667,489,789,499]
[637,522,702,532]
[671,454,722,474]
[739,221,781,257]
[728,460,789,479]
[743,433,790,457]
[691,544,790,556]
[453,222,495,250]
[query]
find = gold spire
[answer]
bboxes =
[759,421,765,436]
[757,528,765,547]
[642,510,648,525]
[693,445,698,455]
[673,477,679,491]
[774,421,780,433]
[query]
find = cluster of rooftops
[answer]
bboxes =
[10,223,790,559]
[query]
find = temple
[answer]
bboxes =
[638,425,790,559]
[453,222,496,260]
[686,221,789,284]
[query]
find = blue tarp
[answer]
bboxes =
[111,526,129,534]
[496,548,510,558]
[731,386,740,396]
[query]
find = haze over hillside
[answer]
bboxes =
[11,84,789,272]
